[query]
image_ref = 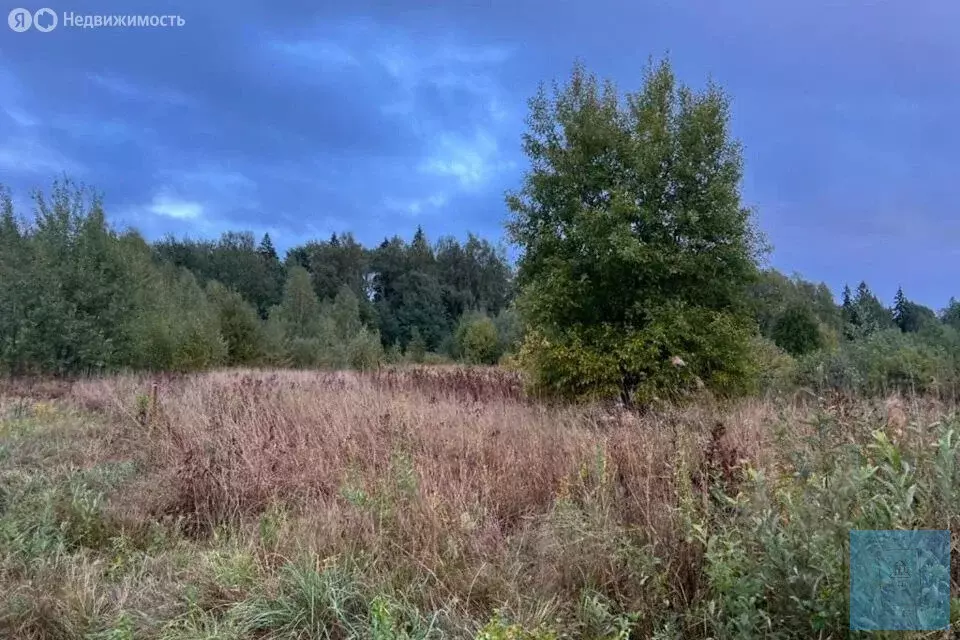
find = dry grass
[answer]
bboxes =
[4,368,955,637]
[71,369,774,528]
[69,371,816,618]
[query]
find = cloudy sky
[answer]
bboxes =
[1,0,958,307]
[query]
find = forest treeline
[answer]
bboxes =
[0,181,520,375]
[2,178,959,399]
[3,60,960,401]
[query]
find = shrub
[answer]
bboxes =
[795,347,861,394]
[206,282,263,365]
[406,328,426,364]
[422,352,454,365]
[347,327,383,371]
[384,342,403,364]
[797,329,956,396]
[690,418,960,638]
[476,614,558,640]
[260,309,291,366]
[771,304,823,356]
[455,313,500,365]
[172,319,227,372]
[519,305,758,404]
[851,329,948,395]
[493,307,524,358]
[750,336,797,395]
[287,337,323,368]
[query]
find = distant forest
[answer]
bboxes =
[3,64,960,402]
[1,177,959,399]
[0,180,520,375]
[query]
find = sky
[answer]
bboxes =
[1,0,959,308]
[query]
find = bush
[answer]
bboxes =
[172,318,227,372]
[260,309,291,366]
[207,282,263,365]
[690,418,960,637]
[476,614,558,640]
[422,351,454,365]
[406,328,426,364]
[795,347,861,394]
[797,329,957,396]
[383,342,403,364]
[771,304,823,356]
[287,337,323,368]
[519,304,758,404]
[455,312,500,365]
[493,307,524,358]
[852,330,951,395]
[347,327,383,371]
[750,336,797,395]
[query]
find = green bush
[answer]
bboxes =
[287,337,323,368]
[406,328,426,364]
[493,307,524,358]
[260,309,291,367]
[852,330,949,395]
[422,352,454,366]
[206,282,263,365]
[476,614,558,640]
[688,415,960,638]
[172,318,228,372]
[455,312,500,365]
[771,304,823,356]
[797,329,957,396]
[520,305,757,404]
[750,336,797,395]
[348,327,383,371]
[795,347,861,393]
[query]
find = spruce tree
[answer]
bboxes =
[893,286,907,330]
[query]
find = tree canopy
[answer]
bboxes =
[507,60,764,402]
[0,179,516,375]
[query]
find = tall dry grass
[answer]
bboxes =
[5,367,955,636]
[64,368,846,626]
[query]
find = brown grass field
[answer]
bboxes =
[0,367,956,638]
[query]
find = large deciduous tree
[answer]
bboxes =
[506,60,764,403]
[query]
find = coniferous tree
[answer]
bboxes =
[893,286,907,328]
[256,233,284,316]
[942,298,960,331]
[892,287,937,333]
[846,281,894,338]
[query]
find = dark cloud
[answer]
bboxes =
[0,0,959,306]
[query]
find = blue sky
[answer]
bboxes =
[1,0,958,308]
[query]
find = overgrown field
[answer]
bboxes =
[1,367,959,638]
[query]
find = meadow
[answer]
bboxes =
[2,367,958,639]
